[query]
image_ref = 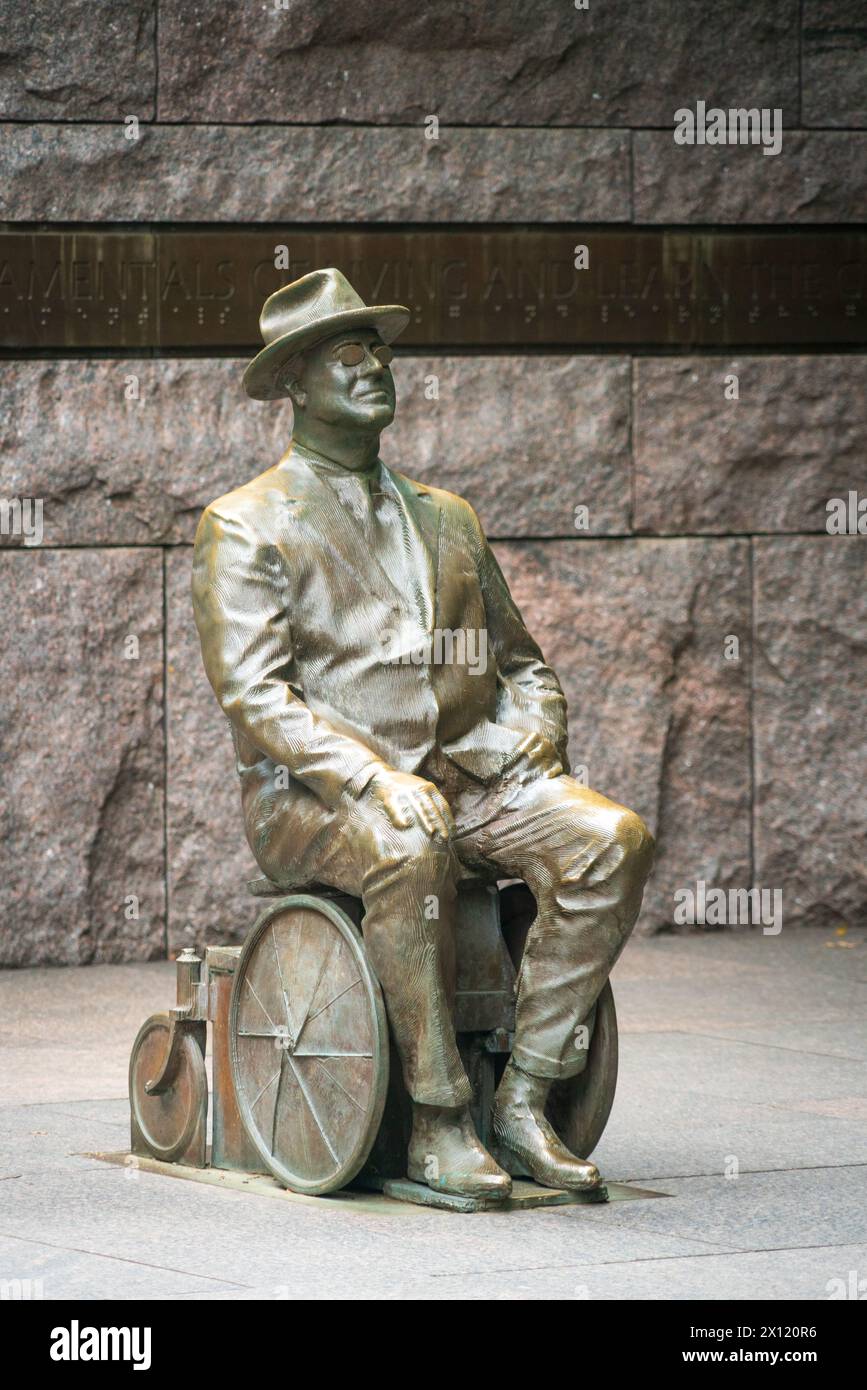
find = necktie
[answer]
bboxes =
[305,453,433,632]
[368,478,433,632]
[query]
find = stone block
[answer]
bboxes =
[634,131,867,222]
[492,537,753,931]
[165,548,258,955]
[0,549,165,965]
[633,357,867,534]
[802,1,867,127]
[0,1,155,120]
[0,356,631,545]
[0,124,629,222]
[157,1,797,129]
[753,537,866,930]
[0,360,285,547]
[383,356,631,536]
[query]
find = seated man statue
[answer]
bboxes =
[192,268,655,1202]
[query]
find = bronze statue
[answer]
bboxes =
[192,268,655,1202]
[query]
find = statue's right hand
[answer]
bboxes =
[359,770,455,838]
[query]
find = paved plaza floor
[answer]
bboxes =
[1,927,865,1301]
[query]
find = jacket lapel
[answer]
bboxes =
[277,448,441,630]
[386,466,441,635]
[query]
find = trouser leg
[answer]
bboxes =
[250,775,472,1109]
[453,774,655,1081]
[355,821,472,1107]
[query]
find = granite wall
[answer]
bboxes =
[0,2,864,963]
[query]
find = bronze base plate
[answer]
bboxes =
[87,1151,668,1213]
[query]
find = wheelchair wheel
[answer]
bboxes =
[545,979,618,1159]
[229,894,389,1195]
[129,1013,207,1164]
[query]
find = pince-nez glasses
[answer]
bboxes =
[334,342,394,368]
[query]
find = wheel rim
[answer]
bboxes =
[129,1014,206,1163]
[546,979,619,1159]
[229,896,389,1195]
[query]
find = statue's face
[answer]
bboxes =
[292,327,396,434]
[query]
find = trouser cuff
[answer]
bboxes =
[509,1041,586,1081]
[408,1076,474,1108]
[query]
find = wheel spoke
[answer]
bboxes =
[293,934,338,1048]
[305,976,361,1025]
[294,1049,373,1058]
[286,1054,340,1165]
[271,924,294,1037]
[311,1059,365,1114]
[244,976,279,1032]
[287,915,305,1019]
[250,1065,281,1112]
[270,1052,288,1157]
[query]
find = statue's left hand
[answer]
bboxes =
[502,732,563,786]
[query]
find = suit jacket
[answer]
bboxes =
[191,445,569,825]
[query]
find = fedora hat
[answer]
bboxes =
[243,267,410,401]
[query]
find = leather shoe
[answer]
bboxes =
[407,1103,512,1200]
[492,1060,602,1191]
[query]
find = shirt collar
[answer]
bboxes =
[291,440,385,492]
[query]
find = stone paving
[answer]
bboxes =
[1,927,865,1301]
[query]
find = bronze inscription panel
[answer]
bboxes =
[0,229,864,349]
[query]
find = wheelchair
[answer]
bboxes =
[129,874,618,1198]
